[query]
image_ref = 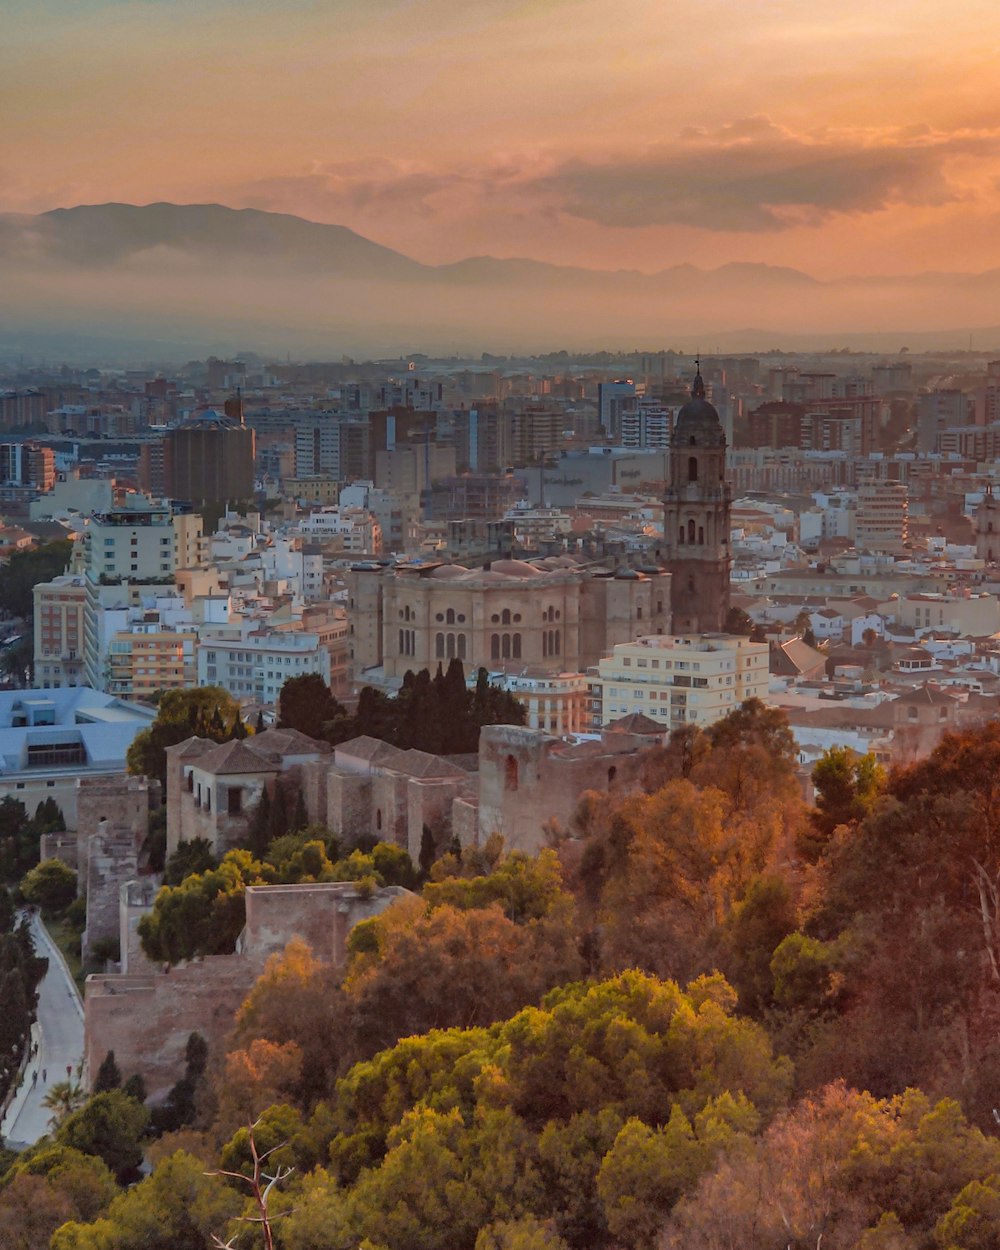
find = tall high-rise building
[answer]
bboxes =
[663,369,732,634]
[0,442,56,491]
[164,409,255,508]
[619,399,673,450]
[293,415,369,481]
[597,380,636,438]
[82,498,177,689]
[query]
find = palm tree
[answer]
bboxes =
[42,1079,85,1128]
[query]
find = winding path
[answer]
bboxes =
[1,912,85,1149]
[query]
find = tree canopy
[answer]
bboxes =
[125,686,244,789]
[277,660,526,753]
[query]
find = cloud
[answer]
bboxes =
[235,117,1000,237]
[534,118,1000,231]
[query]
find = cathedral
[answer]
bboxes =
[663,366,732,633]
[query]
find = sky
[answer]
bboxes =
[4,0,1000,278]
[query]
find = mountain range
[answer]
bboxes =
[2,202,1000,361]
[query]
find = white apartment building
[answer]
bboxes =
[197,630,331,706]
[855,481,908,553]
[84,497,176,583]
[596,634,770,729]
[619,399,673,450]
[484,669,590,737]
[297,508,383,553]
[82,498,178,689]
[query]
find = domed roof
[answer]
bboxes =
[429,563,470,579]
[490,559,543,578]
[674,370,724,447]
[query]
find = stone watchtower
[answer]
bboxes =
[663,367,732,633]
[976,485,1000,564]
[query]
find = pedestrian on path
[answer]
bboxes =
[42,1069,47,1082]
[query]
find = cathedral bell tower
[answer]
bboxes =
[976,484,1000,565]
[663,365,732,633]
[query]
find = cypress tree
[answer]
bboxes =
[94,1050,122,1093]
[249,789,272,857]
[269,784,289,840]
[292,788,308,833]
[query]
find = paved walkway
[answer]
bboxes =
[1,912,85,1149]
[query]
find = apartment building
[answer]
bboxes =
[197,630,331,706]
[107,624,197,701]
[34,575,87,689]
[595,634,770,729]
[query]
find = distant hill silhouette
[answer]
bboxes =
[2,202,1000,359]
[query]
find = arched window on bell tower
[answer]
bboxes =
[688,456,698,483]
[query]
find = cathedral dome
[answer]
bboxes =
[674,371,724,448]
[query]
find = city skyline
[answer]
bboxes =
[4,0,1000,280]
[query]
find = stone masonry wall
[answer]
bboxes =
[84,883,411,1098]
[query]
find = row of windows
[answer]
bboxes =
[678,521,706,544]
[491,633,522,660]
[435,633,468,660]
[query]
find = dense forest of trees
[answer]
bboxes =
[11,704,1000,1247]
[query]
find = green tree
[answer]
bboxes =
[163,837,217,886]
[19,858,77,913]
[9,1143,118,1221]
[42,1080,87,1130]
[138,849,262,963]
[126,686,241,788]
[0,796,34,880]
[0,539,72,621]
[475,1216,569,1250]
[92,1051,121,1094]
[806,747,885,858]
[57,1090,150,1184]
[719,873,798,1016]
[51,1149,242,1250]
[278,672,347,741]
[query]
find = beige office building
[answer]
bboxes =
[596,634,770,729]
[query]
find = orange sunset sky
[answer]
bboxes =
[5,0,1000,278]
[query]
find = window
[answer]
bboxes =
[687,519,696,543]
[228,787,242,815]
[512,633,522,659]
[491,633,500,660]
[688,456,698,482]
[504,754,519,791]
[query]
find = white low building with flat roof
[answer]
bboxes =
[596,634,770,729]
[0,687,156,827]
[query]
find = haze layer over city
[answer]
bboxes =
[4,0,1000,357]
[6,5,1000,1250]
